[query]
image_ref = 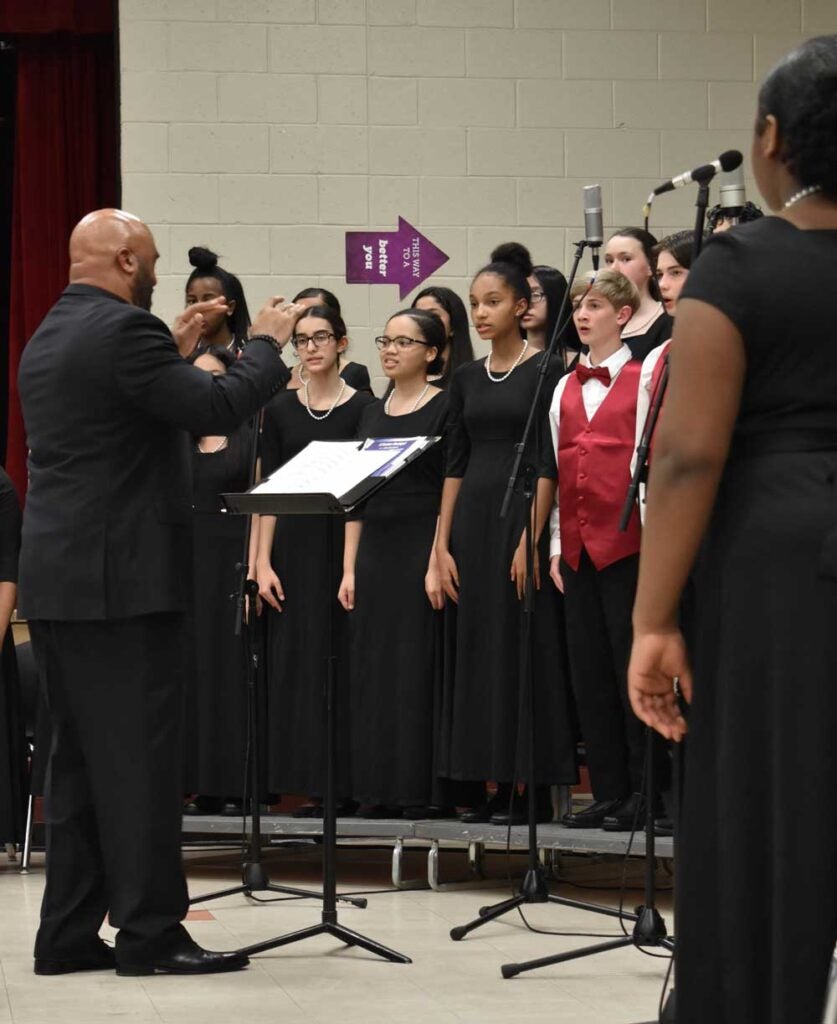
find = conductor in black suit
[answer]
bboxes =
[17,209,302,977]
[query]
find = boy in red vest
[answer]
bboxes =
[548,270,664,830]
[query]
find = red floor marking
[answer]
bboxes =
[185,910,215,921]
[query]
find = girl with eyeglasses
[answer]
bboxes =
[256,305,377,817]
[283,288,372,395]
[339,309,455,817]
[435,242,577,826]
[521,264,581,362]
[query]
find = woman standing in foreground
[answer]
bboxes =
[628,36,837,1024]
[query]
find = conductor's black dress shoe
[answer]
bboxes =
[561,798,623,829]
[115,935,249,977]
[34,941,116,975]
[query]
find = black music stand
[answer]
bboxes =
[222,436,437,963]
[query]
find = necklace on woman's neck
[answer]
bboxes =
[385,382,430,415]
[485,339,528,383]
[784,184,822,210]
[197,437,228,454]
[302,377,346,421]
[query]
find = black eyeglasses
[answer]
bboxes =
[291,330,336,350]
[374,336,429,350]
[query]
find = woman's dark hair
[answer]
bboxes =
[652,230,696,271]
[295,303,348,342]
[387,307,447,377]
[472,241,533,305]
[186,247,251,346]
[293,287,342,315]
[607,227,662,300]
[411,285,474,379]
[706,200,764,231]
[757,35,837,198]
[530,264,581,353]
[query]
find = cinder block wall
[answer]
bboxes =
[120,0,837,392]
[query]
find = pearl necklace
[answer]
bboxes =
[385,382,430,416]
[783,185,822,210]
[485,340,528,383]
[302,378,346,421]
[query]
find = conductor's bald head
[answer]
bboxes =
[69,209,159,310]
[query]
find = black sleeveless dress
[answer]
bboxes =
[348,392,448,808]
[260,389,378,797]
[182,422,254,797]
[0,469,25,845]
[675,217,837,1024]
[440,354,577,785]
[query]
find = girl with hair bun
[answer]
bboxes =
[436,242,577,824]
[256,305,377,817]
[340,309,451,816]
[182,346,254,817]
[284,287,372,394]
[603,227,672,361]
[628,35,837,1024]
[185,247,251,354]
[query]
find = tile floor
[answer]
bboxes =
[0,844,674,1023]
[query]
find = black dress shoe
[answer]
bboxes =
[291,801,323,818]
[183,795,222,816]
[491,786,553,826]
[401,805,456,820]
[116,938,249,977]
[602,793,664,832]
[561,798,624,829]
[356,804,400,819]
[221,799,244,817]
[654,816,674,836]
[34,943,115,975]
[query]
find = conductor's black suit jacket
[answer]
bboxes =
[17,284,289,621]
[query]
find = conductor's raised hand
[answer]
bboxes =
[256,561,285,613]
[436,547,460,604]
[250,296,304,347]
[172,298,230,359]
[627,630,692,742]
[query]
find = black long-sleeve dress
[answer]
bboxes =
[0,468,25,846]
[182,423,255,798]
[260,389,378,797]
[440,355,577,785]
[348,393,448,808]
[675,217,837,1024]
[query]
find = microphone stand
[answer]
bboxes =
[190,413,366,911]
[449,238,640,945]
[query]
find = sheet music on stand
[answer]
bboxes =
[224,436,439,516]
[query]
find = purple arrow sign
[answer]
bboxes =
[345,217,449,299]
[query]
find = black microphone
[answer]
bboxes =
[652,150,742,197]
[583,184,603,271]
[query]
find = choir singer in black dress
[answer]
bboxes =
[256,306,376,816]
[339,309,448,817]
[17,209,300,977]
[436,243,577,824]
[628,35,837,1024]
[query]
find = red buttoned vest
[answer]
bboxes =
[558,361,642,571]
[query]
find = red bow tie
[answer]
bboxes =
[575,364,611,386]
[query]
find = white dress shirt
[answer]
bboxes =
[632,340,670,523]
[547,343,633,559]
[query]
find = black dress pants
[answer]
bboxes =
[29,614,190,961]
[561,550,656,802]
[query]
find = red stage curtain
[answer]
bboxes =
[0,0,112,35]
[5,32,117,495]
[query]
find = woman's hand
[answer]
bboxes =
[436,547,460,604]
[338,572,355,611]
[425,560,445,611]
[510,536,540,600]
[256,561,285,612]
[627,630,693,742]
[549,555,564,593]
